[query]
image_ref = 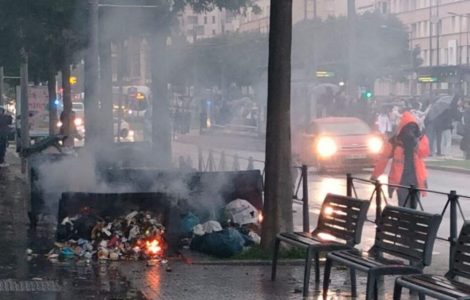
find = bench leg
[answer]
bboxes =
[350,269,357,297]
[314,252,320,283]
[303,248,313,297]
[393,281,402,300]
[365,273,376,300]
[322,257,333,299]
[271,238,281,281]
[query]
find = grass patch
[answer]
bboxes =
[427,159,470,170]
[231,245,307,260]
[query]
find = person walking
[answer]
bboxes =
[0,107,12,167]
[461,100,470,160]
[372,112,430,208]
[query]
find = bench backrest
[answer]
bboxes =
[313,194,370,246]
[449,221,470,279]
[373,206,441,267]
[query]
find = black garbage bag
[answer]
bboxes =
[190,228,244,258]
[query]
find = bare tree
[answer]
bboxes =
[261,0,293,251]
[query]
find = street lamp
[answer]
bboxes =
[448,12,470,66]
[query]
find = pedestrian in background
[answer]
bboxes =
[372,112,430,208]
[461,100,470,160]
[0,106,12,167]
[375,106,392,137]
[433,95,461,157]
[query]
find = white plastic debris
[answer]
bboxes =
[248,231,261,245]
[193,221,223,236]
[225,199,259,226]
[125,211,138,222]
[193,224,205,236]
[202,221,222,234]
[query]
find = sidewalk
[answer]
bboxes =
[0,147,143,299]
[426,143,470,174]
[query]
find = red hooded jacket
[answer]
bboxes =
[372,112,430,194]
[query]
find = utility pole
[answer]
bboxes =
[347,0,357,97]
[84,0,100,146]
[0,67,4,106]
[428,2,433,94]
[20,63,29,173]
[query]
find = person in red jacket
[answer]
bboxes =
[372,111,430,207]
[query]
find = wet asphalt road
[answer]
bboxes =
[1,130,470,299]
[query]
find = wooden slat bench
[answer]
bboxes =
[394,221,470,300]
[271,193,370,297]
[323,206,442,300]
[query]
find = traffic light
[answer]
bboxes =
[362,90,373,100]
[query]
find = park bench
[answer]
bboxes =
[322,205,442,300]
[271,193,370,297]
[394,221,470,300]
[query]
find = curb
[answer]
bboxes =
[427,165,470,175]
[186,259,306,266]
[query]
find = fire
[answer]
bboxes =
[258,211,263,223]
[145,239,162,255]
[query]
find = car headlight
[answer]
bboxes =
[368,136,383,154]
[74,118,83,127]
[316,137,337,158]
[57,121,63,128]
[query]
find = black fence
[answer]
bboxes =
[346,173,470,267]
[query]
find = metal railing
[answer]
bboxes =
[346,173,470,268]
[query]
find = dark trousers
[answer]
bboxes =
[435,129,443,155]
[397,187,419,209]
[0,135,7,163]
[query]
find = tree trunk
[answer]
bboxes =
[47,71,57,135]
[84,0,100,146]
[99,39,114,144]
[150,30,172,168]
[261,0,293,252]
[62,60,73,147]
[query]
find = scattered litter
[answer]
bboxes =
[51,210,166,261]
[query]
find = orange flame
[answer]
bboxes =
[258,212,263,223]
[146,239,162,255]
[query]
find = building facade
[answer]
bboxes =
[391,0,470,95]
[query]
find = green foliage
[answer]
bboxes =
[293,12,411,86]
[170,31,268,88]
[230,245,307,260]
[175,11,411,92]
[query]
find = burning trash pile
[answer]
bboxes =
[182,199,262,258]
[51,210,166,261]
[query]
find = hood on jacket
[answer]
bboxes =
[396,111,419,135]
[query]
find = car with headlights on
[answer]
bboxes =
[294,117,383,171]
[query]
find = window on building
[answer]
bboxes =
[452,16,456,33]
[410,0,416,10]
[212,16,216,24]
[422,49,428,65]
[187,16,198,25]
[212,29,216,35]
[196,25,204,35]
[204,16,207,24]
